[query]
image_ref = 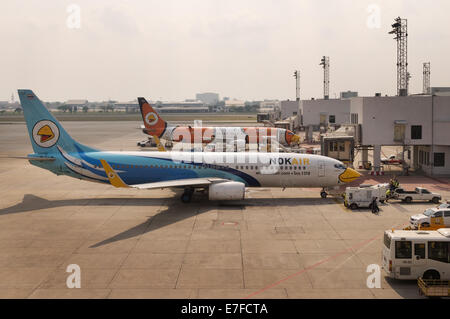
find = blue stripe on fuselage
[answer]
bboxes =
[72,150,260,187]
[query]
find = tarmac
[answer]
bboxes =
[0,121,449,299]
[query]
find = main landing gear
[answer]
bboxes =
[181,188,194,203]
[320,188,327,199]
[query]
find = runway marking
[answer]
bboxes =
[243,222,408,299]
[242,234,379,299]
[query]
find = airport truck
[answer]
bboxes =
[393,187,441,204]
[344,187,379,210]
[359,183,389,203]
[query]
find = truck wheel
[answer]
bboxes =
[432,197,440,204]
[423,270,440,280]
[350,203,358,210]
[405,197,412,203]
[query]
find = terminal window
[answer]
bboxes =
[411,125,422,139]
[329,115,336,124]
[434,153,445,167]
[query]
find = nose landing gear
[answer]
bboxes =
[320,189,327,199]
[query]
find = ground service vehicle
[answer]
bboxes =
[137,138,156,147]
[410,208,450,229]
[382,228,450,280]
[394,187,441,204]
[344,187,379,210]
[418,277,450,297]
[359,183,389,203]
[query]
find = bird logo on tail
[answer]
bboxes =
[138,97,167,138]
[32,120,60,148]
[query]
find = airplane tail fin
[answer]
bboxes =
[18,89,97,155]
[138,97,167,138]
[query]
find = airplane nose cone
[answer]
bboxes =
[290,134,301,144]
[339,167,361,183]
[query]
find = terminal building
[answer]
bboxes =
[294,92,450,176]
[350,95,450,176]
[195,92,219,105]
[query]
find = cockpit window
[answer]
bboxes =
[334,164,346,169]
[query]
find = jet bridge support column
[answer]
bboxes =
[362,147,369,165]
[305,125,313,143]
[372,145,382,175]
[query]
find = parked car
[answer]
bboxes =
[381,155,403,165]
[437,202,450,209]
[393,187,441,204]
[410,207,450,228]
[137,138,156,147]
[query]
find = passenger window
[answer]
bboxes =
[395,241,412,259]
[428,241,449,263]
[414,243,426,259]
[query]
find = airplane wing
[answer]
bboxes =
[100,159,229,189]
[129,177,227,189]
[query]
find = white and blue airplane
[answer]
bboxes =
[18,89,361,203]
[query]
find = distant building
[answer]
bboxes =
[280,100,299,120]
[196,92,219,105]
[431,87,450,96]
[157,101,208,113]
[259,100,280,112]
[301,99,351,128]
[225,100,245,110]
[340,91,358,99]
[65,99,88,112]
[113,101,139,112]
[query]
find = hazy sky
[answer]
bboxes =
[1,0,449,102]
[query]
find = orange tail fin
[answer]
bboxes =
[138,97,167,138]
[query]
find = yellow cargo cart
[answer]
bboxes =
[418,278,450,298]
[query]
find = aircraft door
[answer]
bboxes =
[318,161,326,177]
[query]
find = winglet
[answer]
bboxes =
[100,159,129,188]
[153,135,166,152]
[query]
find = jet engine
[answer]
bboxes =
[208,181,245,201]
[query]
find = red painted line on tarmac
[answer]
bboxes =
[242,224,406,299]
